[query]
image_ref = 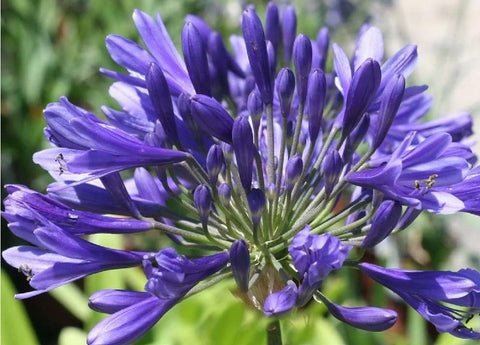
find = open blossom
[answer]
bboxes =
[2,2,480,344]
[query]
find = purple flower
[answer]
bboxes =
[359,263,480,339]
[290,229,352,306]
[348,132,471,214]
[88,248,228,345]
[2,221,144,299]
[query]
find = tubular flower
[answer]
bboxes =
[2,2,480,344]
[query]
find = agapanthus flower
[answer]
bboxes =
[3,2,480,344]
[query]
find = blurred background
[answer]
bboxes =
[2,0,479,344]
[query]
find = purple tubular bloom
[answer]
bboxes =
[342,59,381,138]
[265,2,281,53]
[306,68,326,141]
[3,185,152,238]
[293,34,313,105]
[264,281,298,316]
[281,6,297,64]
[348,132,470,214]
[242,7,273,104]
[2,222,144,299]
[206,144,225,184]
[181,22,211,96]
[89,248,228,345]
[372,74,405,149]
[322,297,397,332]
[146,63,180,145]
[229,239,251,292]
[276,68,296,118]
[193,185,212,223]
[233,115,254,191]
[34,98,188,182]
[190,94,234,143]
[88,296,177,345]
[359,263,480,339]
[144,248,229,299]
[289,229,352,306]
[362,200,403,248]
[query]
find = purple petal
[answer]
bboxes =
[87,296,176,345]
[362,200,402,248]
[89,289,151,314]
[264,281,298,316]
[105,35,153,74]
[353,26,384,69]
[324,298,397,331]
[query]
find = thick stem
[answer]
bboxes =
[267,319,283,345]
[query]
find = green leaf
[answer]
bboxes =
[1,270,39,345]
[407,307,428,345]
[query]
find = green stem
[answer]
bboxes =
[267,319,283,345]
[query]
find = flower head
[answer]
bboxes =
[2,2,480,344]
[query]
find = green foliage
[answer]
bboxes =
[1,270,40,345]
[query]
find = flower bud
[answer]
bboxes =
[146,63,180,146]
[248,188,266,227]
[306,68,326,142]
[265,2,280,53]
[281,6,297,64]
[372,74,405,149]
[276,68,295,118]
[293,34,313,104]
[267,40,277,81]
[206,145,225,184]
[229,239,251,292]
[342,58,381,138]
[190,94,233,143]
[218,183,231,207]
[362,200,402,248]
[208,31,230,96]
[323,150,343,196]
[182,22,211,96]
[233,115,254,191]
[323,298,397,332]
[247,89,263,129]
[316,27,329,70]
[286,154,303,190]
[242,7,273,104]
[193,184,212,224]
[266,182,276,200]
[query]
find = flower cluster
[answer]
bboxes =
[3,2,480,344]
